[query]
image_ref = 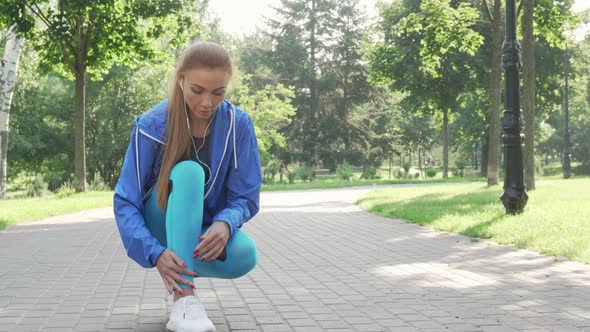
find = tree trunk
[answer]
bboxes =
[0,27,24,200]
[74,68,87,192]
[522,0,535,190]
[309,0,319,168]
[443,108,449,179]
[481,135,489,177]
[388,154,392,180]
[418,146,423,179]
[474,145,478,170]
[487,0,502,186]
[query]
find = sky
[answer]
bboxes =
[208,0,378,36]
[208,0,590,39]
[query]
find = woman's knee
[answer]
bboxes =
[169,161,205,194]
[226,234,258,278]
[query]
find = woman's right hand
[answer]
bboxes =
[155,249,199,294]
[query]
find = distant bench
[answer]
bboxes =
[314,167,365,176]
[314,168,331,176]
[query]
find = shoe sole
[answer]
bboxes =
[166,320,215,332]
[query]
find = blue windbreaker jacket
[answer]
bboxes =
[113,99,262,268]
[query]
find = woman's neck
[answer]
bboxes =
[191,119,210,137]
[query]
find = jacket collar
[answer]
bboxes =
[135,99,234,146]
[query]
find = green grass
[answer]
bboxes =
[0,191,114,230]
[357,178,590,264]
[539,162,590,180]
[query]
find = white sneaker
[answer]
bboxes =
[166,295,216,332]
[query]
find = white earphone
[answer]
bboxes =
[179,76,214,185]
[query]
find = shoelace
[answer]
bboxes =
[183,297,207,320]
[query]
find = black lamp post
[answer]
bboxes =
[500,0,528,214]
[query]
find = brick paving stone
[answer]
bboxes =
[292,327,323,332]
[409,320,447,330]
[73,324,106,331]
[259,325,291,332]
[318,320,350,329]
[351,324,385,332]
[134,323,163,332]
[441,323,483,331]
[227,321,257,330]
[2,187,590,331]
[7,325,42,332]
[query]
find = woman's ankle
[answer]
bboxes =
[173,287,195,302]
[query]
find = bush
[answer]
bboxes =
[56,182,76,199]
[360,166,379,180]
[454,160,466,178]
[70,178,90,191]
[44,170,68,192]
[542,165,562,176]
[425,168,437,178]
[535,156,544,176]
[26,174,48,198]
[295,165,314,182]
[263,160,280,184]
[575,163,590,175]
[402,162,411,175]
[336,163,354,181]
[6,172,29,192]
[414,172,420,179]
[40,153,71,192]
[286,170,296,184]
[89,172,110,191]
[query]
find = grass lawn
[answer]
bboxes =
[357,178,590,264]
[0,191,114,230]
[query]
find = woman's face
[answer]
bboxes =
[180,67,230,123]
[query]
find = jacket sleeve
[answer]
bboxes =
[212,115,262,236]
[113,126,166,268]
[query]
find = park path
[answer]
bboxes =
[1,184,590,331]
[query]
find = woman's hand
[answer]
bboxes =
[194,221,230,263]
[155,249,199,294]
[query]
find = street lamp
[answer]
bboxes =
[500,0,528,214]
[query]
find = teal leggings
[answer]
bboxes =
[143,161,257,289]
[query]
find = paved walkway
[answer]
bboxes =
[1,185,590,332]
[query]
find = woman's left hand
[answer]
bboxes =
[194,221,230,263]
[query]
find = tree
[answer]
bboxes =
[331,85,404,172]
[450,87,488,170]
[483,0,502,185]
[267,0,338,166]
[326,0,372,164]
[0,0,197,191]
[8,70,75,191]
[520,0,576,189]
[85,63,169,187]
[569,22,590,172]
[233,31,279,93]
[0,26,24,199]
[369,0,483,178]
[521,0,535,189]
[230,71,296,174]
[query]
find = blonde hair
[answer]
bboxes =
[157,41,234,209]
